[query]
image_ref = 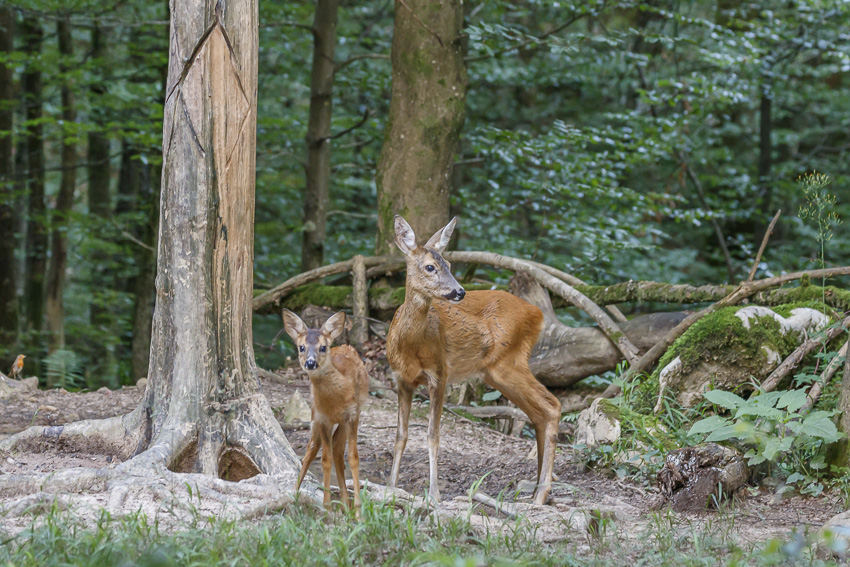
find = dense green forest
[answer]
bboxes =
[1,0,848,389]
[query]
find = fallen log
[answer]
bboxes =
[254,281,850,315]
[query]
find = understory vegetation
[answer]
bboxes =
[0,499,846,566]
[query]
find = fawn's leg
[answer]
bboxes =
[331,424,350,508]
[485,365,560,506]
[389,381,414,488]
[318,423,334,507]
[426,377,447,503]
[348,418,362,510]
[296,426,321,493]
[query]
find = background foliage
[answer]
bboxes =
[1,0,848,388]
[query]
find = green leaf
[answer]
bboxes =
[706,423,744,442]
[786,472,805,484]
[703,390,746,410]
[762,438,781,461]
[687,415,732,437]
[734,406,784,421]
[776,389,808,413]
[482,391,502,402]
[801,413,841,442]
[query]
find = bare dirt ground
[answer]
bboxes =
[0,361,843,548]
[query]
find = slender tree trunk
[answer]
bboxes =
[21,17,46,345]
[88,25,111,219]
[374,0,468,255]
[45,17,77,359]
[301,0,339,272]
[132,0,299,476]
[86,24,115,382]
[757,85,772,213]
[130,157,159,382]
[0,8,18,363]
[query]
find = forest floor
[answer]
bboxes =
[0,359,844,556]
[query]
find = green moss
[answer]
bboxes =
[285,284,353,311]
[596,399,622,421]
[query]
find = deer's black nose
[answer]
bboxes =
[456,288,465,300]
[305,359,318,370]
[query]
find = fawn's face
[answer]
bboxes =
[394,215,465,303]
[282,311,346,373]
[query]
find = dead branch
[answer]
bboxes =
[748,210,781,282]
[761,315,850,393]
[470,490,518,518]
[803,340,849,413]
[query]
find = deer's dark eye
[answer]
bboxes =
[299,345,305,352]
[426,265,436,272]
[320,346,327,353]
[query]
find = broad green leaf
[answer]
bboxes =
[703,390,745,410]
[687,415,732,437]
[705,421,755,442]
[776,389,808,413]
[801,413,841,442]
[761,438,781,461]
[734,406,783,421]
[786,472,805,484]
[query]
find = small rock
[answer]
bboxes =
[656,443,747,511]
[136,378,148,390]
[819,511,850,558]
[575,398,621,448]
[283,390,312,424]
[97,386,111,394]
[6,457,15,465]
[37,404,58,413]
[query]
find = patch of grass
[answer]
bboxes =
[2,495,842,566]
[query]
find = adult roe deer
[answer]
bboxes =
[283,310,368,510]
[387,215,561,505]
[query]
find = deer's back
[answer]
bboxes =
[388,290,543,384]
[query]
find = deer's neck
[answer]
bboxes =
[395,286,432,340]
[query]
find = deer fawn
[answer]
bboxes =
[283,310,369,510]
[386,215,561,506]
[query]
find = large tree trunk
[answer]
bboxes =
[45,17,77,359]
[132,0,299,476]
[374,0,467,255]
[300,0,338,272]
[0,8,18,363]
[22,16,46,346]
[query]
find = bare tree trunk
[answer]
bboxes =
[374,0,467,255]
[757,87,772,213]
[22,17,46,347]
[301,0,338,272]
[0,8,18,363]
[45,17,77,359]
[133,0,298,475]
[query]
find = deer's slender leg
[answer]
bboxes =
[331,423,350,508]
[389,380,414,488]
[318,423,334,507]
[426,376,447,503]
[485,365,560,505]
[296,426,321,493]
[348,418,362,511]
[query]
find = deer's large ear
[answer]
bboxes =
[322,311,346,342]
[424,216,457,253]
[393,215,418,255]
[282,309,306,340]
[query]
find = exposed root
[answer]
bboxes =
[0,407,144,459]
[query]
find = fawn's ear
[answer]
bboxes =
[281,309,306,340]
[393,215,418,256]
[322,311,346,342]
[424,216,457,254]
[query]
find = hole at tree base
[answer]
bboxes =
[218,446,261,481]
[168,435,199,474]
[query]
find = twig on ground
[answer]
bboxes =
[470,490,518,519]
[803,339,849,413]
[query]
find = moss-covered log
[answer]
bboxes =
[253,281,850,315]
